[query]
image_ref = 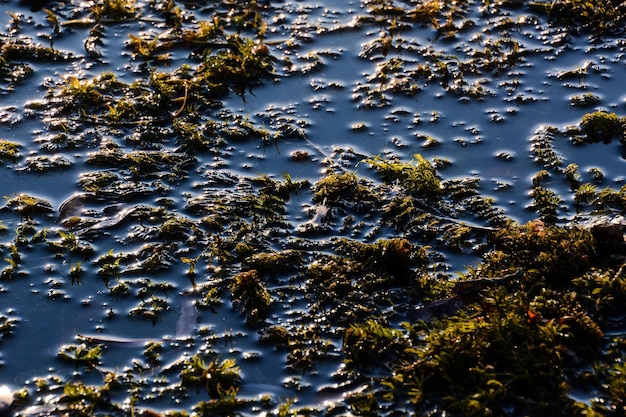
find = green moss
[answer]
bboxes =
[405,291,581,415]
[313,172,379,206]
[95,249,123,287]
[0,139,21,162]
[564,163,581,190]
[129,294,169,324]
[3,193,54,218]
[158,215,199,241]
[343,319,407,368]
[181,354,241,398]
[363,153,441,197]
[2,2,626,416]
[580,111,625,143]
[528,186,563,224]
[243,250,304,273]
[58,344,103,368]
[531,0,626,36]
[570,92,600,107]
[530,125,563,170]
[378,236,623,416]
[196,36,275,96]
[335,237,427,276]
[0,315,18,337]
[606,361,626,411]
[229,269,271,325]
[489,221,596,283]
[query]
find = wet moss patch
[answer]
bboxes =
[0,139,21,162]
[1,0,625,416]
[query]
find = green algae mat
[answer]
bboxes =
[0,0,625,416]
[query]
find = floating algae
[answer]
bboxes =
[0,0,625,416]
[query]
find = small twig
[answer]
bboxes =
[171,83,189,118]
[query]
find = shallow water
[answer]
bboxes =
[0,0,625,415]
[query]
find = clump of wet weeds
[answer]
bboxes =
[335,237,427,278]
[229,269,271,326]
[531,0,626,37]
[2,193,54,219]
[530,125,563,171]
[180,353,241,399]
[313,171,381,209]
[570,92,600,107]
[3,1,626,416]
[242,249,304,274]
[363,154,441,198]
[580,111,626,143]
[528,178,563,223]
[0,139,21,162]
[336,216,625,415]
[24,154,73,172]
[343,319,407,369]
[0,314,18,337]
[58,343,103,369]
[47,230,95,260]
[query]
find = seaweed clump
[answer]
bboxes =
[341,219,625,416]
[531,0,626,37]
[0,139,21,162]
[229,269,272,326]
[364,153,441,198]
[580,111,626,143]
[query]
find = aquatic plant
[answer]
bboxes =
[530,125,563,171]
[531,0,626,37]
[47,231,94,260]
[605,361,626,413]
[0,314,18,337]
[196,36,275,96]
[403,292,582,415]
[58,344,103,369]
[129,293,170,324]
[363,154,441,198]
[343,319,407,369]
[193,386,247,416]
[335,237,427,277]
[143,341,162,366]
[489,221,596,283]
[95,249,124,287]
[59,379,123,417]
[528,185,563,224]
[127,32,171,62]
[229,269,272,325]
[580,111,625,143]
[69,262,84,285]
[3,193,54,219]
[564,163,582,190]
[180,354,241,399]
[1,243,21,280]
[1,1,626,416]
[570,92,600,107]
[313,172,379,207]
[242,250,304,274]
[0,139,20,162]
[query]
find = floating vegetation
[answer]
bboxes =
[531,0,626,37]
[580,111,626,143]
[180,354,241,399]
[363,154,441,198]
[530,125,563,171]
[0,139,20,162]
[2,193,54,219]
[229,269,272,326]
[570,92,600,107]
[0,0,625,416]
